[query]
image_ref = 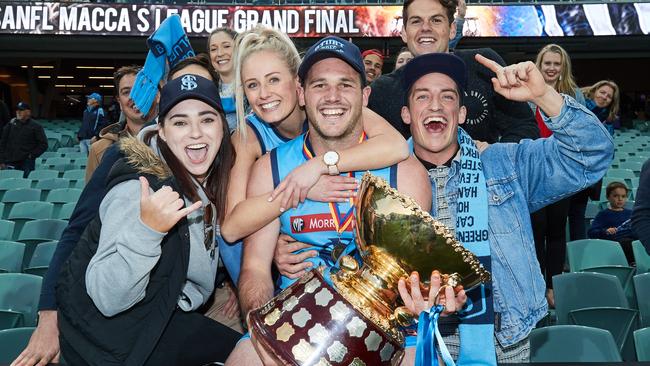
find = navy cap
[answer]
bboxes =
[16,102,30,110]
[402,53,467,106]
[159,74,223,118]
[86,92,102,102]
[298,36,366,86]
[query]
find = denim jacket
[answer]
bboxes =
[427,95,614,347]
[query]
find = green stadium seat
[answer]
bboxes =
[0,179,32,201]
[0,241,24,273]
[0,170,24,179]
[59,133,74,148]
[46,138,60,152]
[57,147,78,154]
[619,162,644,176]
[607,169,636,186]
[57,202,76,220]
[567,239,630,271]
[1,189,41,219]
[633,241,650,274]
[65,152,86,161]
[46,188,82,218]
[569,307,637,359]
[8,202,54,241]
[634,327,650,361]
[553,272,629,325]
[22,241,57,277]
[71,179,86,189]
[567,239,636,305]
[27,169,59,184]
[17,219,67,266]
[530,325,622,362]
[0,220,14,241]
[62,169,85,181]
[35,178,70,200]
[634,273,650,328]
[0,273,42,328]
[626,156,648,165]
[0,327,35,364]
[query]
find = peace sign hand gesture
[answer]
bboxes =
[475,54,565,118]
[139,177,202,233]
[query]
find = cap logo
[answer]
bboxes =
[181,75,198,91]
[315,39,344,53]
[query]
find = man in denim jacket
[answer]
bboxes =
[398,53,614,363]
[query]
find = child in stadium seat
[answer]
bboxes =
[589,181,638,263]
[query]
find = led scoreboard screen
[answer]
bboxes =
[0,2,648,37]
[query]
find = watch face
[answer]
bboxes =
[324,151,339,165]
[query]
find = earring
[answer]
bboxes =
[559,75,562,81]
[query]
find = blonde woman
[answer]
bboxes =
[530,43,585,308]
[583,80,620,135]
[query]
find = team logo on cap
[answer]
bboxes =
[181,75,198,91]
[314,39,344,53]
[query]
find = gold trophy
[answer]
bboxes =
[248,173,491,365]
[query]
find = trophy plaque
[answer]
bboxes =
[248,173,491,365]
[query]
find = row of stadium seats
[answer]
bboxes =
[533,239,650,361]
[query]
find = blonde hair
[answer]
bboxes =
[233,25,301,139]
[535,44,578,98]
[583,80,620,121]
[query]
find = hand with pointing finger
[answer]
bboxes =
[139,177,202,233]
[475,54,564,117]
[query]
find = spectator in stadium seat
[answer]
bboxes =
[219,26,407,283]
[208,27,239,132]
[394,47,414,70]
[529,43,587,308]
[588,181,637,263]
[400,52,613,364]
[362,49,384,84]
[368,0,539,143]
[11,61,237,366]
[448,0,466,50]
[583,80,620,136]
[0,102,47,178]
[77,92,108,156]
[85,65,154,182]
[56,75,240,365]
[632,159,650,254]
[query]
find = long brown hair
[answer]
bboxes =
[535,44,579,98]
[147,108,235,224]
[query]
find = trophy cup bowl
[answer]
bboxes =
[248,173,490,365]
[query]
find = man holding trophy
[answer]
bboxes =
[228,37,614,365]
[399,52,614,364]
[227,35,440,365]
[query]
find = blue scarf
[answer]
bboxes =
[416,127,496,366]
[130,14,194,117]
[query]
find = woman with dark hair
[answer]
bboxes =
[56,75,240,365]
[208,27,239,131]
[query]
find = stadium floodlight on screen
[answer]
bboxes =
[0,2,648,37]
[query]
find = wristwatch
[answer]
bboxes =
[323,150,340,176]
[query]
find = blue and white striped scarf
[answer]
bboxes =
[416,127,496,366]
